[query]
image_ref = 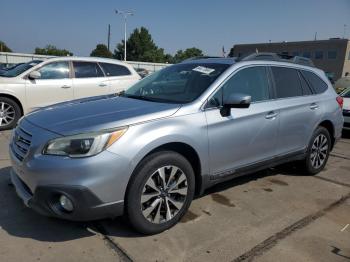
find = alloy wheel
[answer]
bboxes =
[141,165,188,224]
[0,102,15,127]
[310,134,328,169]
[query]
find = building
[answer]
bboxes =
[229,38,350,81]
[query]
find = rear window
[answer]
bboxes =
[100,63,131,76]
[73,62,104,78]
[301,70,328,94]
[271,67,302,98]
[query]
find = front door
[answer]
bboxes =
[25,61,73,111]
[205,66,279,177]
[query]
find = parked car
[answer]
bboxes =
[10,57,343,234]
[135,67,150,78]
[335,75,350,94]
[340,87,350,130]
[0,57,140,130]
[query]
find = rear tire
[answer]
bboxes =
[299,126,331,175]
[0,97,21,131]
[125,151,195,235]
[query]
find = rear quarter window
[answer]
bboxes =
[100,63,131,77]
[301,70,328,94]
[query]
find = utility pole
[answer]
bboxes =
[314,32,317,41]
[344,24,347,39]
[107,24,111,51]
[115,10,134,61]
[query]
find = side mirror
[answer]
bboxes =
[220,93,251,117]
[28,71,41,80]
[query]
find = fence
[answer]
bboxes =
[0,52,171,72]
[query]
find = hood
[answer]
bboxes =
[25,95,181,135]
[0,76,20,83]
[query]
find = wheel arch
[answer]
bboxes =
[0,93,24,116]
[318,120,335,150]
[125,142,204,199]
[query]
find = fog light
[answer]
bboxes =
[59,195,74,212]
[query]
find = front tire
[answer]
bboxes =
[299,126,331,175]
[126,151,195,234]
[0,97,21,131]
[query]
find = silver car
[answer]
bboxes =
[9,57,344,234]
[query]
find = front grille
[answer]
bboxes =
[11,126,32,161]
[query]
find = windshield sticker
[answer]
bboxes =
[192,66,215,75]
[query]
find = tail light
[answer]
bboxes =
[336,96,343,109]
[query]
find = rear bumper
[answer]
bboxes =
[11,169,124,221]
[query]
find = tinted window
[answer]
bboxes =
[221,66,270,103]
[100,63,131,76]
[301,70,328,94]
[271,67,302,98]
[73,62,104,78]
[328,51,337,59]
[38,62,69,79]
[303,51,311,58]
[315,51,323,59]
[298,72,313,95]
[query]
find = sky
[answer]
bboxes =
[1,0,350,57]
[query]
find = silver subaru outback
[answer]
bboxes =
[9,57,344,234]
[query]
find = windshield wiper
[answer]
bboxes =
[121,94,163,102]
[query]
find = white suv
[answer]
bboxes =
[0,57,140,130]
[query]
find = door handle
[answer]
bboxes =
[265,111,278,119]
[99,83,108,87]
[310,103,319,110]
[61,85,71,89]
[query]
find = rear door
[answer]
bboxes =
[270,66,321,156]
[25,61,73,111]
[72,61,110,99]
[100,62,140,93]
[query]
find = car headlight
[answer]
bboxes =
[43,127,127,158]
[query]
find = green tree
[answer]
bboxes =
[90,44,113,58]
[114,27,167,62]
[35,45,73,56]
[173,47,204,63]
[0,41,12,52]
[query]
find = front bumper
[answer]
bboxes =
[11,169,124,221]
[9,119,132,221]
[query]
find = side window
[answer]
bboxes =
[271,67,302,98]
[301,70,328,94]
[73,62,104,78]
[100,63,131,76]
[298,71,313,95]
[222,66,270,103]
[207,88,223,108]
[37,62,69,79]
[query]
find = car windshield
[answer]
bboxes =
[122,63,230,103]
[342,89,350,98]
[1,60,43,77]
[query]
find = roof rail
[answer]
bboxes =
[240,52,315,67]
[183,56,222,62]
